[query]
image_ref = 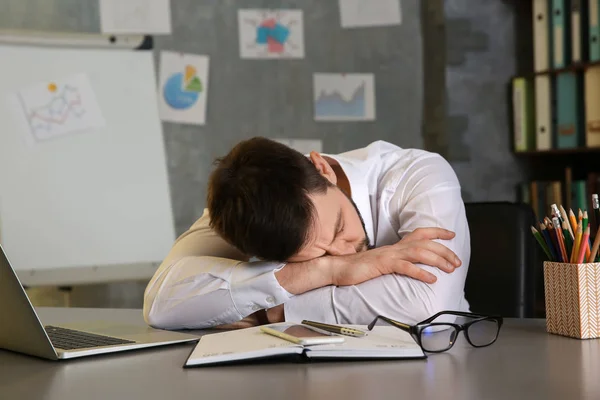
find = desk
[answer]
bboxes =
[1,308,599,400]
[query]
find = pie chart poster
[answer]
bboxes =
[158,51,209,125]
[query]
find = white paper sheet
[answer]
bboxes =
[100,0,172,34]
[273,138,323,154]
[313,73,376,122]
[238,9,305,59]
[339,0,402,28]
[158,51,209,125]
[11,73,105,143]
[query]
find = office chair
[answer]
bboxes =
[464,202,545,318]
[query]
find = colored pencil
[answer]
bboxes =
[583,211,592,261]
[531,226,553,260]
[589,225,600,263]
[551,204,563,225]
[547,221,562,262]
[540,222,557,261]
[552,217,568,262]
[577,226,591,264]
[562,220,574,259]
[572,225,583,264]
[569,209,578,235]
[559,205,574,239]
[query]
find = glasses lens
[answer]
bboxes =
[420,324,458,352]
[467,319,499,347]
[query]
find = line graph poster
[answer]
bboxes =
[15,73,105,142]
[238,9,305,59]
[313,73,376,121]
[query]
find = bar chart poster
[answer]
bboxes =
[313,73,375,122]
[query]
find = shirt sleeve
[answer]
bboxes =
[283,155,471,325]
[143,209,293,330]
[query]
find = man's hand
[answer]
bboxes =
[266,304,285,323]
[276,227,460,295]
[212,312,263,330]
[212,305,285,329]
[330,227,461,285]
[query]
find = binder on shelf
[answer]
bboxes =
[553,0,572,68]
[556,72,584,149]
[589,0,600,61]
[535,75,553,150]
[548,181,564,208]
[572,0,590,62]
[534,0,553,71]
[565,166,573,211]
[572,180,588,212]
[530,181,541,220]
[512,77,536,151]
[584,66,600,147]
[519,182,532,205]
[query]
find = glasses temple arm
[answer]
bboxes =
[368,316,412,332]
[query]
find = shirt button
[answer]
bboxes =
[266,296,275,304]
[252,304,261,311]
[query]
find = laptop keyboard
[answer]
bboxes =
[44,325,136,350]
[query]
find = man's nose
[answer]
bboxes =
[327,241,357,256]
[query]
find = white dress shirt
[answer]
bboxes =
[143,141,471,329]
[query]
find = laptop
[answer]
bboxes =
[0,245,198,360]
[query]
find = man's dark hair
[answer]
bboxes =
[207,137,333,261]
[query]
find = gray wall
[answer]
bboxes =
[0,0,424,307]
[0,0,532,308]
[440,0,529,202]
[0,0,424,236]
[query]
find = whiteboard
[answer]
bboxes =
[0,44,175,285]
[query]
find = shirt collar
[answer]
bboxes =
[320,153,375,246]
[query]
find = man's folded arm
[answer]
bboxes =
[143,210,337,330]
[143,209,293,329]
[283,156,471,325]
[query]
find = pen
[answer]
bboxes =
[301,320,367,338]
[593,194,599,237]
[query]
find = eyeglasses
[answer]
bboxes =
[367,311,503,353]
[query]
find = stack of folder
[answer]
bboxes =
[512,0,600,151]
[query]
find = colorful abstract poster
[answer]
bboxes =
[14,73,105,142]
[238,9,305,59]
[158,51,209,125]
[313,73,376,121]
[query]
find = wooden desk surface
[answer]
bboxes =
[1,307,599,400]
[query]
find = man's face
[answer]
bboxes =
[287,186,371,262]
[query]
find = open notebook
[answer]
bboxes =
[185,323,425,367]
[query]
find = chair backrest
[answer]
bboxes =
[464,202,544,318]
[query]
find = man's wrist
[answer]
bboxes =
[327,255,348,287]
[274,256,335,295]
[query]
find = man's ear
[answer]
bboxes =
[309,151,337,185]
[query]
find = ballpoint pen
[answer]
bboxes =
[301,320,367,338]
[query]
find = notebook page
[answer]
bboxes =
[186,325,303,366]
[305,325,424,358]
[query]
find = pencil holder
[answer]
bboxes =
[543,261,600,339]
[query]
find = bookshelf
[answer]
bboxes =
[515,147,600,156]
[511,1,600,227]
[532,60,600,76]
